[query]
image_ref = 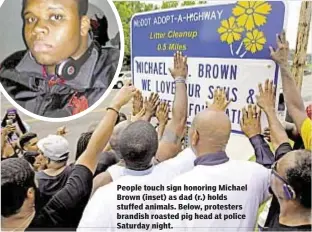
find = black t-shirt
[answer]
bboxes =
[26,164,93,231]
[36,164,74,205]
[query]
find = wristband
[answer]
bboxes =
[106,107,119,115]
[175,77,186,84]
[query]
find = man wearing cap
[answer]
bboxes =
[36,134,73,205]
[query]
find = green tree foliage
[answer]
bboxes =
[161,1,179,9]
[182,1,208,6]
[181,1,196,6]
[114,1,159,60]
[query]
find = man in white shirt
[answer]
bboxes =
[165,103,271,231]
[78,120,196,231]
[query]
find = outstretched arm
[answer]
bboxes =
[155,51,188,162]
[270,31,306,131]
[240,104,275,168]
[256,79,289,150]
[76,84,138,174]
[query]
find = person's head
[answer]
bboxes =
[189,109,231,156]
[23,151,45,171]
[19,132,38,152]
[110,120,131,159]
[2,158,37,218]
[1,109,17,128]
[1,109,27,134]
[37,135,69,168]
[270,150,311,210]
[114,112,127,126]
[95,151,118,175]
[6,109,17,121]
[117,113,127,124]
[75,131,93,160]
[22,0,90,67]
[119,121,158,170]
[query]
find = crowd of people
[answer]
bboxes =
[1,31,311,231]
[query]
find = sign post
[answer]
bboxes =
[292,1,312,89]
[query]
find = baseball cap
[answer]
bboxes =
[37,135,69,162]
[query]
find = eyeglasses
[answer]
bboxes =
[269,161,291,195]
[271,161,290,185]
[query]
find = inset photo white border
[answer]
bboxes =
[0,0,124,122]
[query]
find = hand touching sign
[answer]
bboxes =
[169,51,188,79]
[207,88,232,111]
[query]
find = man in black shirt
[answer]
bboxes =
[1,83,138,230]
[0,0,120,117]
[36,135,73,205]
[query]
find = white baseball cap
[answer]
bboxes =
[37,135,69,162]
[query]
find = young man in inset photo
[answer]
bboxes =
[0,0,120,118]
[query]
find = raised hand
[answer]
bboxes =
[56,126,69,136]
[269,30,289,65]
[156,101,170,126]
[240,104,262,139]
[169,51,188,79]
[256,79,276,113]
[112,82,138,110]
[207,88,232,111]
[132,90,144,116]
[144,92,160,119]
[131,107,146,122]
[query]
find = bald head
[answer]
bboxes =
[109,121,131,158]
[190,109,231,154]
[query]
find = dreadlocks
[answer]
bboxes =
[75,132,93,160]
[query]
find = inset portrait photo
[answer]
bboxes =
[0,0,124,121]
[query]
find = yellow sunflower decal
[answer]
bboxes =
[243,29,266,53]
[218,16,244,44]
[233,1,272,31]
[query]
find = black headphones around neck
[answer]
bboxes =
[55,42,95,80]
[29,42,95,81]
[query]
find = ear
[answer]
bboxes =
[191,129,199,147]
[27,187,35,201]
[80,16,91,37]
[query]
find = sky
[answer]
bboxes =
[144,0,312,51]
[286,0,312,51]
